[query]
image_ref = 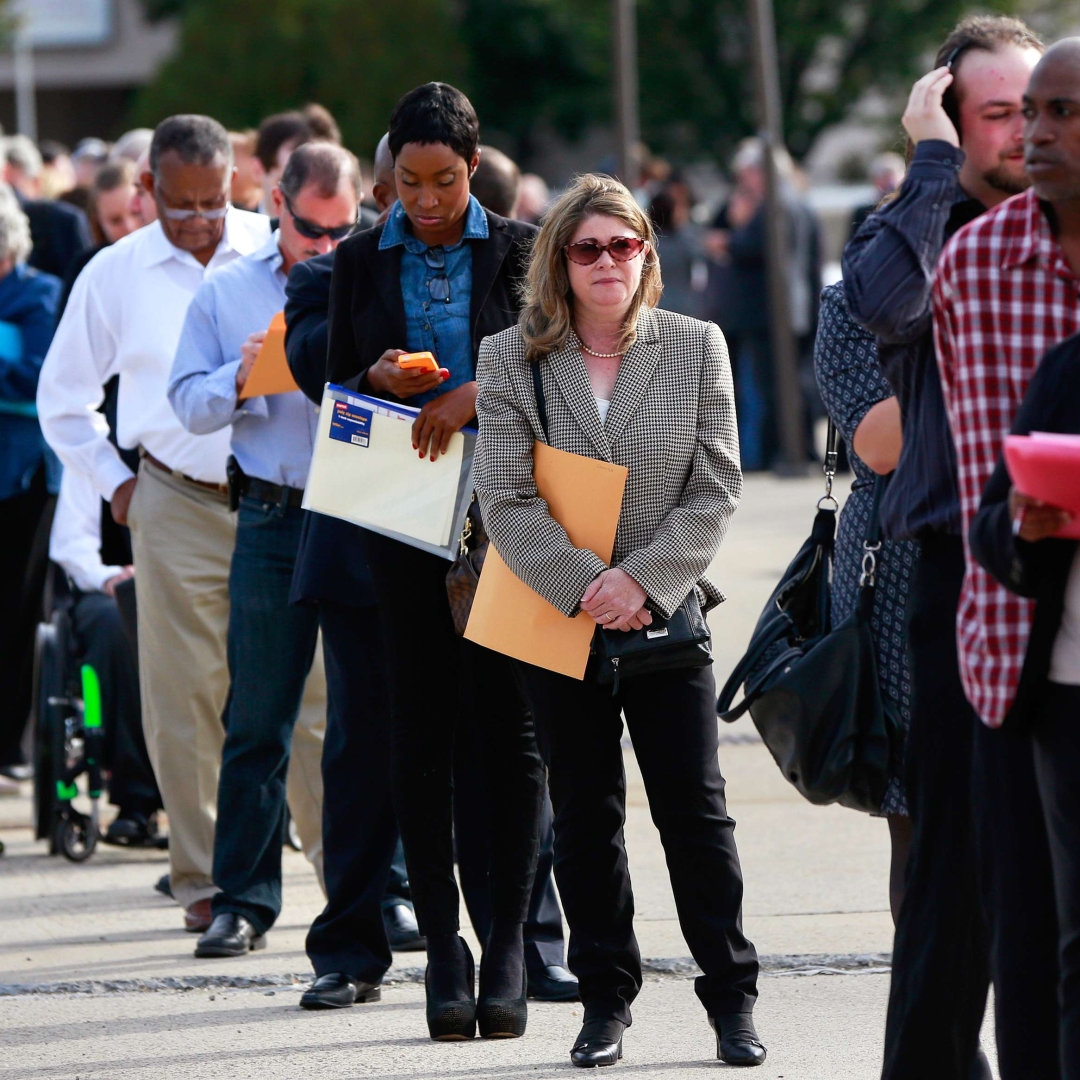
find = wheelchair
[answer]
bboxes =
[31,591,104,862]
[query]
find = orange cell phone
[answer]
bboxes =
[397,351,439,373]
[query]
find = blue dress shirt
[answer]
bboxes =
[168,231,318,489]
[0,263,62,501]
[378,195,489,407]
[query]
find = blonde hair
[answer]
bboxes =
[519,173,662,361]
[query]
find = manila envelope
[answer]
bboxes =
[465,442,628,679]
[239,311,299,399]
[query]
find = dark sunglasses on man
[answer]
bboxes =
[564,236,647,266]
[283,193,358,241]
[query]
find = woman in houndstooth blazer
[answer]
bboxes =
[474,174,764,1069]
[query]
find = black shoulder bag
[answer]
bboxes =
[715,422,899,813]
[522,363,711,693]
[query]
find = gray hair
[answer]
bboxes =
[4,135,42,179]
[279,142,361,202]
[0,185,33,263]
[110,128,154,164]
[150,115,232,178]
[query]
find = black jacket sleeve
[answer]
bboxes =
[970,338,1080,597]
[284,252,334,405]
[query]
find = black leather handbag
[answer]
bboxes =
[715,425,899,814]
[595,591,712,693]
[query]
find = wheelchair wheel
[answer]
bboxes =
[55,811,97,862]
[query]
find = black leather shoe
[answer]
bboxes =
[194,913,266,958]
[571,1018,626,1068]
[527,964,580,1002]
[383,902,426,952]
[425,935,477,1041]
[711,1013,767,1067]
[153,873,172,899]
[300,972,381,1010]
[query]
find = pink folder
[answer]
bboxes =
[1003,432,1080,539]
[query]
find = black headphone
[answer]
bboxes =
[941,43,972,140]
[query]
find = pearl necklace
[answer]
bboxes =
[573,332,623,359]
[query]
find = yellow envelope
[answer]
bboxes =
[465,442,628,679]
[239,311,299,399]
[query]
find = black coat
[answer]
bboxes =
[283,209,537,607]
[970,332,1080,727]
[18,192,92,279]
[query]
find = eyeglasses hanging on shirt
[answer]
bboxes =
[424,247,451,304]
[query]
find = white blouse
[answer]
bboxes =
[1050,549,1080,685]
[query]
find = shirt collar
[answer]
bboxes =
[255,229,285,273]
[378,195,489,252]
[136,206,267,269]
[1000,188,1059,272]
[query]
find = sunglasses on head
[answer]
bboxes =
[564,236,647,266]
[283,194,357,241]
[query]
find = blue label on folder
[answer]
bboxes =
[328,401,373,447]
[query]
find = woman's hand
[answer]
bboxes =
[581,569,652,631]
[412,382,479,460]
[367,348,449,399]
[1009,487,1073,542]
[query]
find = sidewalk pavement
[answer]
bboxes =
[0,474,999,1079]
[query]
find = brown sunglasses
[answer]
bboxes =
[564,236,647,265]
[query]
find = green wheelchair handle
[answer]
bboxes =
[80,664,102,730]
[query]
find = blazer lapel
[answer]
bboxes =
[603,308,663,447]
[548,339,612,461]
[370,242,407,343]
[470,214,512,346]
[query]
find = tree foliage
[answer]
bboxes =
[138,0,1038,166]
[132,0,467,159]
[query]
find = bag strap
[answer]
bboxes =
[531,361,549,441]
[820,420,840,510]
[859,474,887,591]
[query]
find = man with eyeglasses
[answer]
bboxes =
[166,142,361,957]
[37,115,270,933]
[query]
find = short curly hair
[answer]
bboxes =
[0,186,32,264]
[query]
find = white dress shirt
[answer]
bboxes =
[1050,550,1080,686]
[36,208,271,499]
[49,466,125,594]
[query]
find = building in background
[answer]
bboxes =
[0,0,177,145]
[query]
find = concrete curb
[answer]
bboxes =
[0,953,891,996]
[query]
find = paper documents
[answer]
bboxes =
[239,311,299,399]
[1004,432,1080,539]
[465,443,628,679]
[303,384,476,560]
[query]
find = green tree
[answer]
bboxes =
[132,0,467,157]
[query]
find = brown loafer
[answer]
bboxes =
[184,898,213,932]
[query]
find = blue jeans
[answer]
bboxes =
[212,497,319,934]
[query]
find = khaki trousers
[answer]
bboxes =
[128,461,325,909]
[288,636,327,894]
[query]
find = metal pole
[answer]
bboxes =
[612,0,640,186]
[746,0,806,474]
[13,22,37,143]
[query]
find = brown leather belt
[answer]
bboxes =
[141,450,229,497]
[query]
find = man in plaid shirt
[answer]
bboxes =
[934,39,1080,1075]
[934,41,1080,730]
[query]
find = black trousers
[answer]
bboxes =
[71,592,160,814]
[1032,682,1080,1080]
[973,719,1060,1080]
[305,599,399,982]
[361,531,545,939]
[517,660,758,1027]
[0,463,55,766]
[883,535,991,1079]
[455,757,566,972]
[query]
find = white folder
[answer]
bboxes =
[303,384,476,560]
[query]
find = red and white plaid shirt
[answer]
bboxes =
[934,187,1080,728]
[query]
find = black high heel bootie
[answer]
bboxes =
[424,933,476,1041]
[710,1012,767,1066]
[477,919,527,1038]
